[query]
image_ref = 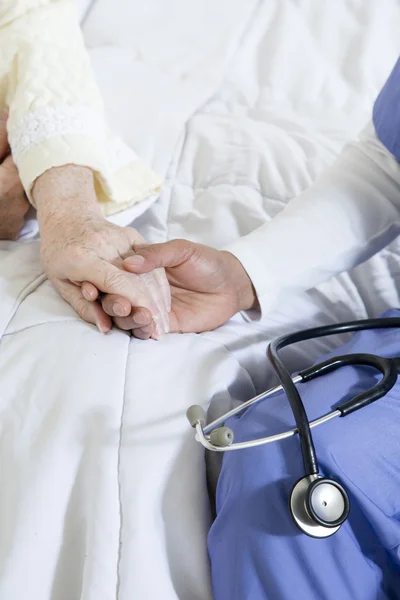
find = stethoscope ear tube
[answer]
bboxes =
[299,353,398,416]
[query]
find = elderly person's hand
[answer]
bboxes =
[0,115,170,338]
[33,165,170,338]
[0,114,29,240]
[97,239,256,337]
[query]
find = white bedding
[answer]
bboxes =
[1,1,400,598]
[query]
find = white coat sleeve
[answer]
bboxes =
[226,123,400,317]
[1,0,162,216]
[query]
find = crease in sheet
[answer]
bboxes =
[0,273,46,342]
[115,335,131,599]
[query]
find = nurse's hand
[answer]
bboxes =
[100,239,257,336]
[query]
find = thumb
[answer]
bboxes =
[123,239,196,273]
[0,112,9,161]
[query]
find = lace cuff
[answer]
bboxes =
[8,105,162,215]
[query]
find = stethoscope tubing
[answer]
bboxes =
[196,394,341,453]
[198,318,400,456]
[202,376,302,435]
[268,317,400,476]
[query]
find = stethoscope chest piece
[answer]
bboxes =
[290,475,350,538]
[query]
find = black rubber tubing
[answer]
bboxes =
[267,317,400,476]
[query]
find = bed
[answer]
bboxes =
[1,0,400,598]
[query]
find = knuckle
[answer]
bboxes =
[68,245,86,263]
[67,246,83,263]
[113,317,132,331]
[75,298,91,321]
[86,231,105,249]
[104,270,127,291]
[100,294,111,309]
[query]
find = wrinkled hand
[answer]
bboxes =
[0,113,30,240]
[34,166,170,338]
[99,239,257,336]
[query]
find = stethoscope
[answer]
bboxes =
[187,317,400,538]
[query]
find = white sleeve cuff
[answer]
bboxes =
[225,225,275,320]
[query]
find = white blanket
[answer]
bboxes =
[1,1,400,598]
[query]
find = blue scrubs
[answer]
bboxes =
[208,310,400,600]
[374,57,400,161]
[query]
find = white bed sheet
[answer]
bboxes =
[1,1,400,598]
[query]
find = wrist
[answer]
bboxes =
[33,165,102,230]
[221,251,258,312]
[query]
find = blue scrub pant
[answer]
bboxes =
[208,310,400,600]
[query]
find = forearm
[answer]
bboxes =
[227,122,400,316]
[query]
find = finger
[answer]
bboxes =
[0,112,9,161]
[101,294,133,318]
[91,261,167,337]
[84,260,165,335]
[112,307,153,332]
[89,261,159,318]
[54,279,112,333]
[153,267,172,313]
[132,322,155,341]
[81,281,100,302]
[124,240,195,273]
[138,271,170,336]
[66,260,167,337]
[98,261,169,335]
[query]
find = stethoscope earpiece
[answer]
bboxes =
[186,405,206,427]
[209,426,234,447]
[290,475,350,538]
[186,405,234,448]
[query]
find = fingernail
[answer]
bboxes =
[141,325,153,334]
[163,316,170,335]
[133,311,149,326]
[159,310,170,334]
[98,322,110,334]
[153,314,164,335]
[136,324,153,339]
[153,333,166,342]
[82,289,91,301]
[151,326,165,342]
[126,255,145,266]
[113,303,126,317]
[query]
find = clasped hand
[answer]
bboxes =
[0,115,256,337]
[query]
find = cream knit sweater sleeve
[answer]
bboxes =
[0,0,162,216]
